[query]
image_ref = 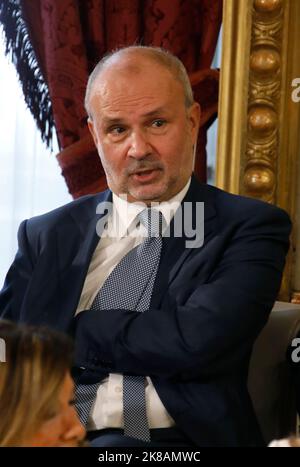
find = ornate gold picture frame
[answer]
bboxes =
[216,0,300,301]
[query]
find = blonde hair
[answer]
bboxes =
[0,320,73,447]
[85,45,194,117]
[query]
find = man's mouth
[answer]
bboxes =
[130,169,161,183]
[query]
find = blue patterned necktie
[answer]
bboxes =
[75,208,163,442]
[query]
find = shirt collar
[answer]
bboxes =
[111,178,191,237]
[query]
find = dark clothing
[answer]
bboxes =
[0,176,291,446]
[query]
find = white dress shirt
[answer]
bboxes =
[75,179,191,430]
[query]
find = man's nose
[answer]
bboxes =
[127,129,151,159]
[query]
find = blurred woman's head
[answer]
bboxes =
[0,320,85,446]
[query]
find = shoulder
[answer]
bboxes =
[20,190,110,239]
[26,193,99,226]
[199,183,291,226]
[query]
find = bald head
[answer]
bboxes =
[86,45,200,204]
[84,46,194,118]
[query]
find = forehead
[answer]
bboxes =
[89,57,185,118]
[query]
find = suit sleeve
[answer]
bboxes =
[74,204,291,379]
[0,220,35,321]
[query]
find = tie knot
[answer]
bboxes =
[138,208,163,237]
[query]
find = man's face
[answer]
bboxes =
[88,56,200,203]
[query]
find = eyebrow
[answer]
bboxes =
[102,107,169,125]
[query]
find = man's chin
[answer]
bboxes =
[127,186,167,204]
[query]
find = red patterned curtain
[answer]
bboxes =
[0,0,222,198]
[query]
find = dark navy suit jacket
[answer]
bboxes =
[0,176,291,446]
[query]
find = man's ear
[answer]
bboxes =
[188,102,201,144]
[87,117,99,147]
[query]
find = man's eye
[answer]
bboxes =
[152,119,166,128]
[109,126,126,135]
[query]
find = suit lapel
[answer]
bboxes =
[57,190,112,330]
[151,176,217,308]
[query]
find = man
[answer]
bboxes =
[0,46,291,447]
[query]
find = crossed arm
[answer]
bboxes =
[72,206,291,379]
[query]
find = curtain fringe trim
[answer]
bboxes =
[0,0,54,149]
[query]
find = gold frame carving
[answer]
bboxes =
[216,0,300,300]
